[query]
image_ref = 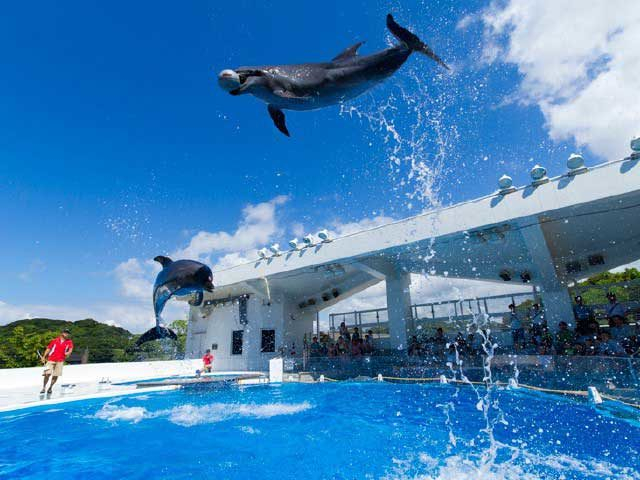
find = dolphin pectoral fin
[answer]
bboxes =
[332,41,366,62]
[267,105,290,137]
[386,14,449,70]
[188,290,204,307]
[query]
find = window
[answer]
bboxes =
[261,329,275,353]
[239,296,248,325]
[231,330,243,355]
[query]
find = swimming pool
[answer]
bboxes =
[1,382,638,479]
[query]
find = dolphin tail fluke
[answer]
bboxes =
[386,14,449,70]
[136,325,178,346]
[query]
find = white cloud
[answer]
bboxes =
[475,0,640,159]
[172,195,289,262]
[328,215,395,237]
[114,258,158,302]
[0,299,188,333]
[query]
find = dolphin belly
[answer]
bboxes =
[153,283,200,320]
[254,78,387,111]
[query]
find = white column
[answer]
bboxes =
[539,288,575,329]
[521,222,575,331]
[386,270,412,351]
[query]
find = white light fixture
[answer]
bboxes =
[269,243,282,256]
[498,174,515,194]
[317,229,332,242]
[257,248,268,259]
[567,153,587,175]
[302,234,315,247]
[530,164,548,186]
[288,238,301,250]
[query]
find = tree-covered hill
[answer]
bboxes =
[0,318,187,368]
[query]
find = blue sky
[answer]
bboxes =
[1,1,638,331]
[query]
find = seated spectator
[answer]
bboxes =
[597,331,625,356]
[606,292,627,326]
[434,327,446,344]
[408,335,421,356]
[350,338,362,357]
[529,303,547,337]
[573,343,586,355]
[363,334,374,354]
[337,336,348,355]
[445,343,458,365]
[309,336,322,357]
[573,295,594,334]
[351,327,360,341]
[577,319,600,343]
[537,327,553,355]
[555,321,574,355]
[320,341,328,356]
[327,343,338,357]
[339,322,351,342]
[509,303,525,352]
[584,337,598,356]
[609,316,633,343]
[466,333,480,356]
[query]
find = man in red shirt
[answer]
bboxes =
[202,349,214,373]
[41,329,74,394]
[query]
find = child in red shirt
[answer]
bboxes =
[202,349,214,373]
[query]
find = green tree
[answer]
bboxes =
[169,319,188,356]
[0,326,58,368]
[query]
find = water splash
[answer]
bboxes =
[339,67,458,211]
[92,401,313,427]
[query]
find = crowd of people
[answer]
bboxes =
[407,327,491,359]
[312,292,638,360]
[506,292,639,357]
[307,323,377,358]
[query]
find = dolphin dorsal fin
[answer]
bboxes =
[154,255,173,267]
[332,41,365,62]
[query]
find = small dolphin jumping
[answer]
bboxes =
[136,256,214,346]
[218,14,449,136]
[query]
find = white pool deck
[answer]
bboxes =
[0,360,265,413]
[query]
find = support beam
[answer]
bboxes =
[521,221,575,330]
[386,270,412,351]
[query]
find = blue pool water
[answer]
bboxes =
[1,382,639,479]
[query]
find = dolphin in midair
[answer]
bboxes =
[218,14,449,136]
[136,256,214,346]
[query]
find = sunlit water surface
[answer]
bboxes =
[1,382,639,479]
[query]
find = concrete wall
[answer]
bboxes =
[186,293,318,371]
[0,359,202,391]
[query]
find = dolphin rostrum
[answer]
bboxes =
[218,14,449,136]
[136,256,214,346]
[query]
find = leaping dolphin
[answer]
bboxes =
[218,14,449,136]
[136,256,214,346]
